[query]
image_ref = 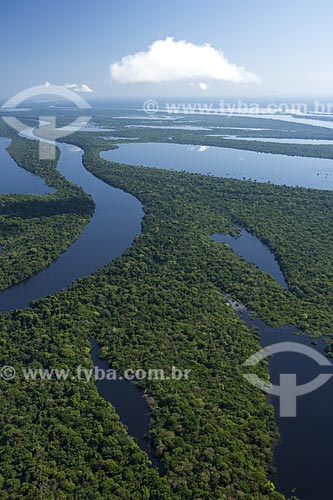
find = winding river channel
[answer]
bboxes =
[0,140,142,310]
[1,134,333,498]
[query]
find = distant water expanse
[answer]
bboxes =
[208,135,333,145]
[101,142,333,190]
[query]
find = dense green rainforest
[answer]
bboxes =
[0,122,94,290]
[3,120,333,498]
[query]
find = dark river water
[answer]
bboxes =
[90,339,162,471]
[212,229,288,289]
[1,134,333,497]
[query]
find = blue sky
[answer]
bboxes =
[1,0,332,98]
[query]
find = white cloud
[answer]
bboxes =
[198,82,209,91]
[110,37,259,85]
[64,83,93,93]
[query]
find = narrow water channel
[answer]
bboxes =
[212,229,288,289]
[90,339,162,471]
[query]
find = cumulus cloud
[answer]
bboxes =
[110,37,259,85]
[64,83,93,93]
